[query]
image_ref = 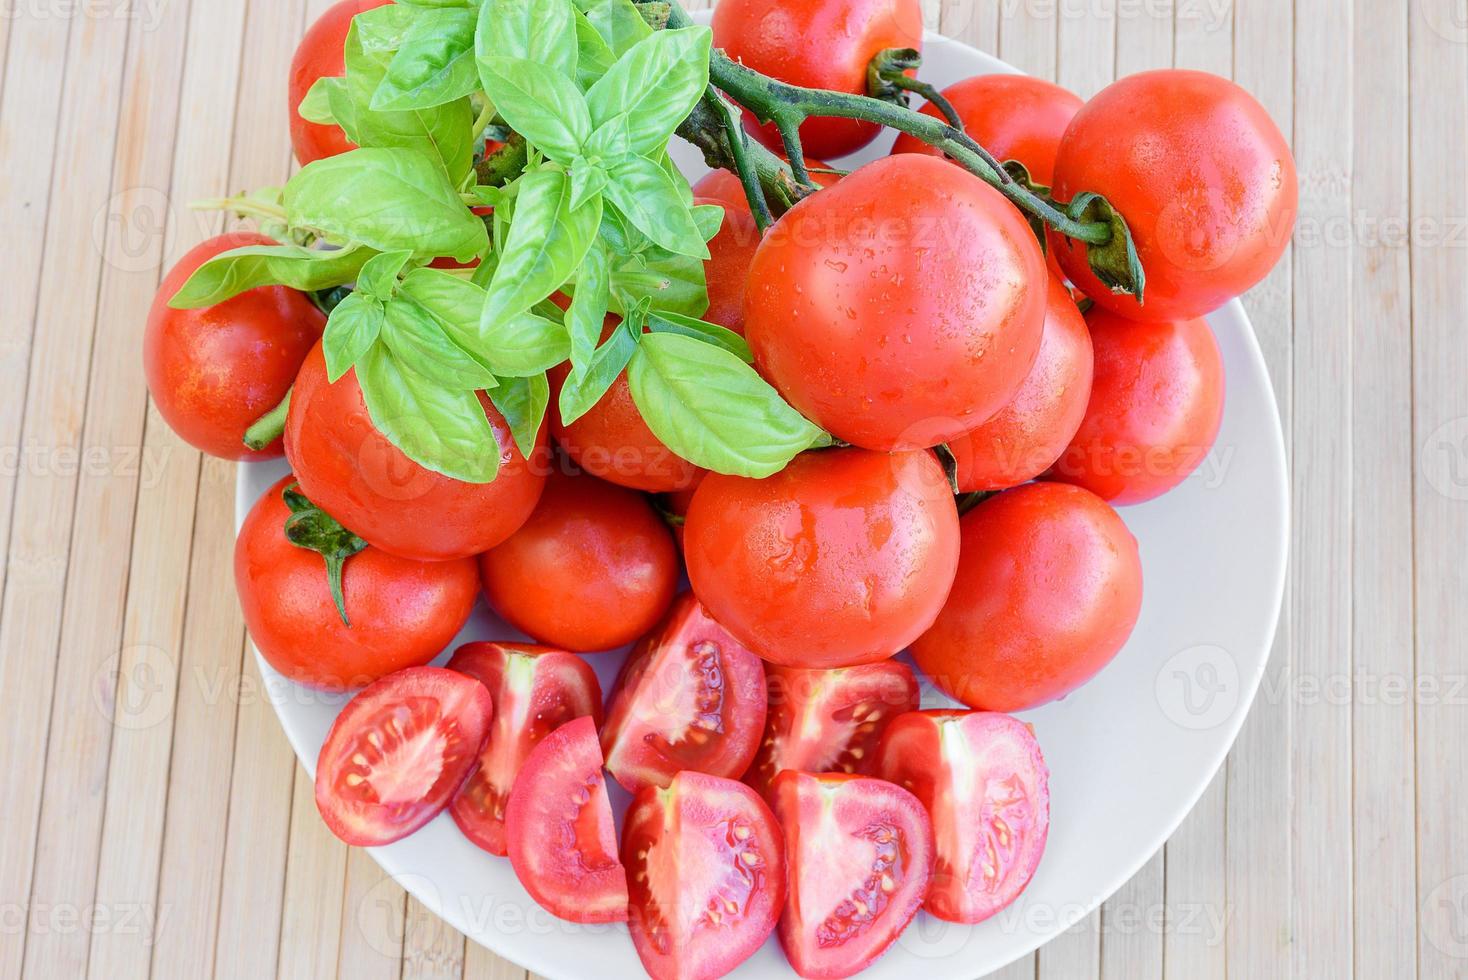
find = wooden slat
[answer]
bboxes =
[1100,854,1164,980]
[277,765,350,980]
[335,848,407,980]
[1291,0,1356,977]
[1409,3,1468,979]
[212,654,297,980]
[0,7,131,979]
[401,893,468,980]
[1349,2,1417,979]
[464,942,530,980]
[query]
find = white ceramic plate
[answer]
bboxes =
[237,21,1288,980]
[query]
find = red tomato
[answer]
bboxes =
[948,277,1094,492]
[624,772,785,980]
[235,476,478,690]
[910,482,1142,712]
[745,155,1047,451]
[711,0,924,159]
[504,716,628,923]
[890,74,1082,186]
[1048,69,1298,321]
[288,0,393,166]
[696,196,761,335]
[314,666,492,846]
[1050,308,1224,504]
[548,323,703,493]
[875,710,1049,924]
[745,661,919,801]
[285,341,548,561]
[602,593,768,793]
[691,159,842,215]
[446,642,603,856]
[144,233,324,459]
[478,472,678,652]
[685,447,960,669]
[772,772,933,977]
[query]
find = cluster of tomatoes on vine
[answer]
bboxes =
[141,0,1296,977]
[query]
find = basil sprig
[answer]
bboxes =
[170,0,829,484]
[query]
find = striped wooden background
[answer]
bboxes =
[1,0,1464,977]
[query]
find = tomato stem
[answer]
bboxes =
[658,0,1115,249]
[243,389,291,452]
[868,48,965,131]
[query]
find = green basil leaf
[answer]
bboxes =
[647,310,752,362]
[356,249,414,301]
[323,292,385,382]
[298,76,341,125]
[573,10,616,89]
[284,147,488,262]
[569,163,609,210]
[371,8,480,111]
[357,343,501,483]
[477,56,590,164]
[488,373,550,458]
[584,0,652,56]
[380,294,499,389]
[566,239,610,365]
[396,268,501,373]
[352,4,421,62]
[483,310,571,376]
[477,0,577,82]
[628,332,826,477]
[604,154,708,258]
[483,167,601,323]
[692,203,725,242]
[585,27,710,158]
[558,321,638,425]
[168,243,372,308]
[340,20,476,186]
[609,248,708,317]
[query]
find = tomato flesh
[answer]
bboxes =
[745,662,920,801]
[314,666,492,846]
[504,716,628,923]
[625,772,785,980]
[875,711,1049,924]
[446,642,603,856]
[602,593,768,793]
[772,772,933,978]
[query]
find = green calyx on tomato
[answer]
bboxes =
[171,0,830,487]
[280,482,368,626]
[1055,191,1146,301]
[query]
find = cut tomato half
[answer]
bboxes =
[875,710,1050,923]
[625,771,785,980]
[772,772,934,978]
[504,715,628,923]
[447,642,603,856]
[745,662,920,800]
[602,593,768,793]
[314,666,493,846]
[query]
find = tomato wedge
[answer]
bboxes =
[314,666,492,846]
[504,716,628,923]
[772,772,934,978]
[602,593,768,793]
[875,711,1050,923]
[625,772,785,980]
[745,662,920,801]
[446,642,603,856]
